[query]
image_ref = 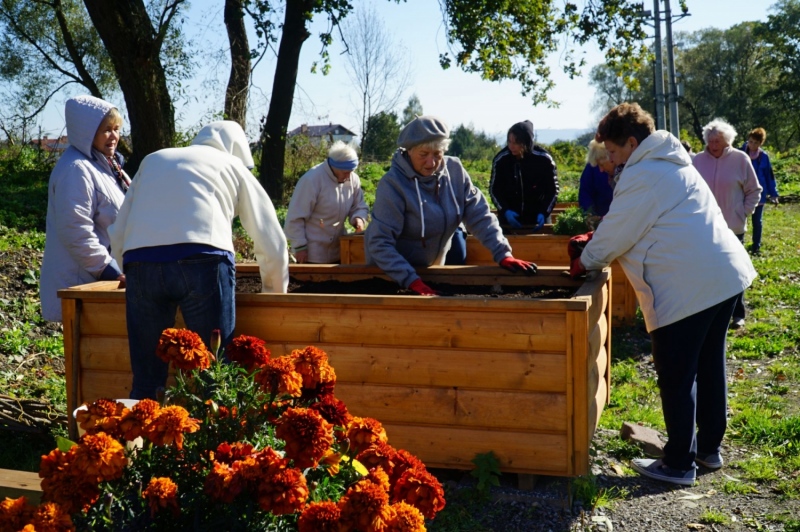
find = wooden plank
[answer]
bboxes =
[588,315,609,360]
[588,375,609,441]
[80,371,176,406]
[567,310,590,476]
[0,469,41,503]
[81,336,130,371]
[381,423,569,474]
[62,298,79,441]
[335,383,567,432]
[81,301,128,336]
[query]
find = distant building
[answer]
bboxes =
[287,123,357,146]
[29,135,70,155]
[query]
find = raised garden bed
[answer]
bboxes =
[339,233,638,325]
[59,264,611,477]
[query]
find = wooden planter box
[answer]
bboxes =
[340,234,638,325]
[59,264,611,477]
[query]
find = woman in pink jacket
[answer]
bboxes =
[693,119,762,330]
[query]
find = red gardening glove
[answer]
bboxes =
[500,256,538,275]
[569,256,587,279]
[409,278,438,296]
[567,231,594,260]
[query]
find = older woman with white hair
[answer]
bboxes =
[578,139,617,217]
[365,115,536,295]
[284,140,370,263]
[693,118,762,329]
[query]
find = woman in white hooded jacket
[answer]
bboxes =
[578,103,756,487]
[40,95,129,322]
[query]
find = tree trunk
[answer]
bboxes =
[224,0,250,130]
[82,0,176,174]
[258,0,314,202]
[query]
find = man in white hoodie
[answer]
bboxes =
[109,121,289,400]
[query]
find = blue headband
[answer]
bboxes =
[328,157,358,171]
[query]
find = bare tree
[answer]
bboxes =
[341,3,412,146]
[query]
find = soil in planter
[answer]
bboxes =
[237,276,576,299]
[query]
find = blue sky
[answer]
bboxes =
[38,0,771,142]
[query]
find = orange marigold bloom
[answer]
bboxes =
[391,467,445,520]
[155,328,214,371]
[346,417,389,455]
[366,467,391,494]
[320,449,343,476]
[30,501,74,532]
[386,501,426,532]
[118,399,160,441]
[203,461,241,504]
[71,433,127,482]
[142,405,201,450]
[143,477,180,517]
[39,448,100,515]
[357,442,398,478]
[233,447,287,489]
[255,467,308,515]
[214,441,255,464]
[75,398,127,437]
[0,496,35,532]
[389,449,425,486]
[226,335,271,371]
[275,407,334,469]
[255,356,303,397]
[338,479,392,532]
[308,395,352,428]
[298,501,341,532]
[290,346,336,389]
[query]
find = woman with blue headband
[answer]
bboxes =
[284,141,370,263]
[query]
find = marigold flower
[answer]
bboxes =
[386,501,426,532]
[226,335,271,370]
[203,461,241,504]
[357,441,398,477]
[389,449,425,486]
[338,479,392,532]
[255,356,303,397]
[391,467,445,520]
[39,448,99,515]
[290,346,336,389]
[275,407,334,469]
[75,398,127,437]
[255,467,308,515]
[366,467,391,493]
[118,399,160,441]
[143,477,179,517]
[298,500,341,532]
[29,501,74,532]
[71,433,127,482]
[142,405,201,450]
[346,416,389,455]
[309,394,352,429]
[214,441,255,464]
[233,447,287,489]
[156,328,214,371]
[0,496,35,532]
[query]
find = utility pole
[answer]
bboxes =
[664,0,680,137]
[652,0,666,131]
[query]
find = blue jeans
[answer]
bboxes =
[751,204,764,251]
[649,295,737,470]
[125,256,236,399]
[445,226,467,265]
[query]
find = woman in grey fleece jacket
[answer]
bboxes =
[365,115,536,294]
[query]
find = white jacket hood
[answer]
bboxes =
[626,130,693,169]
[191,121,255,169]
[65,95,117,158]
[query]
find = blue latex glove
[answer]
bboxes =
[533,213,545,232]
[504,210,522,228]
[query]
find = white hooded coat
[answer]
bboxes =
[109,121,289,293]
[581,131,757,332]
[40,95,125,321]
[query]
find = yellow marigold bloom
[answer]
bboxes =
[72,433,127,482]
[118,399,160,441]
[290,346,336,389]
[298,500,341,532]
[255,467,308,515]
[275,407,334,469]
[75,398,127,437]
[142,406,201,450]
[255,356,303,397]
[30,501,75,532]
[321,449,343,476]
[391,467,446,520]
[386,501,426,532]
[338,479,392,532]
[0,496,35,532]
[155,328,214,371]
[226,334,271,371]
[346,417,389,455]
[143,477,179,518]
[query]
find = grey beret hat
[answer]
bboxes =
[397,115,450,149]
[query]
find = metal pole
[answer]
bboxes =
[665,0,680,136]
[652,0,666,131]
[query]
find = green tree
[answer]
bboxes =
[588,62,650,121]
[224,0,251,129]
[361,111,400,162]
[449,124,499,161]
[401,94,423,126]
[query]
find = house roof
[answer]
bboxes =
[30,136,70,152]
[288,123,357,138]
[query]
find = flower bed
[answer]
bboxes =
[59,264,611,477]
